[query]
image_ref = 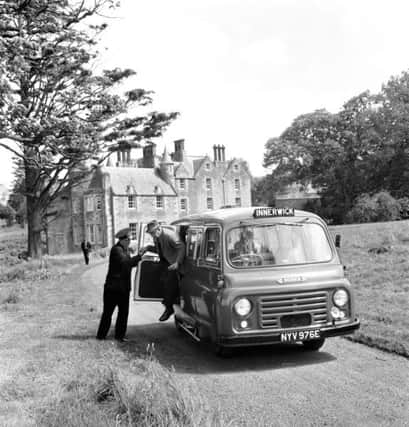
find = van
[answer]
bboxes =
[134,207,360,355]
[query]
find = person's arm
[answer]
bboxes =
[168,233,185,270]
[111,246,141,274]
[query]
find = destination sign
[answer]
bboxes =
[253,207,295,218]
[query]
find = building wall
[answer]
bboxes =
[47,150,252,254]
[110,195,179,241]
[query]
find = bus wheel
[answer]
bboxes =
[302,338,325,351]
[214,344,232,358]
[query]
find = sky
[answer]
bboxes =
[2,0,409,187]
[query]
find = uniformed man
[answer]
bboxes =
[144,220,185,322]
[96,227,141,342]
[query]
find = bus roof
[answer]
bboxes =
[171,206,323,227]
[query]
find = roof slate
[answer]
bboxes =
[101,166,176,196]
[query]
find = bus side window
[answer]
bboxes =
[204,227,220,266]
[186,229,203,260]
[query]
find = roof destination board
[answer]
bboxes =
[253,207,295,218]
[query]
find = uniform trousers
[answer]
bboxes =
[96,289,130,340]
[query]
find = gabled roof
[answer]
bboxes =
[224,158,252,177]
[174,157,194,178]
[192,155,211,175]
[101,166,177,196]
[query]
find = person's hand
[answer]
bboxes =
[138,246,147,256]
[168,262,178,271]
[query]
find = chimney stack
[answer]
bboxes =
[173,139,185,162]
[213,145,218,162]
[221,145,225,162]
[142,143,156,168]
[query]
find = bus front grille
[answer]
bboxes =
[258,290,328,329]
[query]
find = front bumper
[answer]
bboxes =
[217,317,360,348]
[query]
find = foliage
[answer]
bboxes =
[0,202,15,224]
[251,175,277,206]
[0,0,178,257]
[345,191,401,224]
[263,71,409,223]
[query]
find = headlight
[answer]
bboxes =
[333,289,348,307]
[233,298,252,316]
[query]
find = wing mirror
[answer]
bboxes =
[335,234,341,248]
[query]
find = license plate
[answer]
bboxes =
[280,329,320,342]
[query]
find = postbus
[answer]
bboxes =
[134,207,360,355]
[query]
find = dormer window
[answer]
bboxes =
[206,178,212,190]
[179,178,186,190]
[205,162,211,170]
[233,164,239,171]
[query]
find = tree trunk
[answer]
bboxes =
[25,155,44,259]
[27,199,43,259]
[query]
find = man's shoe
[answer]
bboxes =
[115,337,129,343]
[159,309,174,322]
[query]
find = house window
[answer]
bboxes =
[205,162,211,170]
[234,179,240,191]
[129,223,138,240]
[72,198,81,214]
[206,197,213,210]
[73,227,81,245]
[235,197,241,207]
[156,196,164,209]
[179,179,186,190]
[95,224,102,243]
[233,164,239,171]
[86,224,95,243]
[180,198,187,211]
[206,178,212,190]
[85,196,94,212]
[128,195,136,209]
[95,196,102,210]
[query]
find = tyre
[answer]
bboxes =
[214,343,233,358]
[302,338,326,351]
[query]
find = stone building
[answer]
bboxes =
[47,140,252,254]
[274,182,320,209]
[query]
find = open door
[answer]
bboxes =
[133,222,182,302]
[133,259,166,301]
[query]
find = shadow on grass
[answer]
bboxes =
[55,322,336,374]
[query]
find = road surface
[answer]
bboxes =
[87,262,409,427]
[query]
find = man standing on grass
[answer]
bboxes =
[143,220,185,322]
[96,228,141,342]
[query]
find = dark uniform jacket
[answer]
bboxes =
[104,242,141,294]
[147,228,185,274]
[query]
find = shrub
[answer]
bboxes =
[346,191,401,224]
[398,197,409,219]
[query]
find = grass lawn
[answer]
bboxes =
[0,220,408,425]
[330,220,409,357]
[0,227,227,427]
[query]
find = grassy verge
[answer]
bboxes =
[330,220,409,358]
[0,228,228,427]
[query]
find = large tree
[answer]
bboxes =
[0,0,178,257]
[263,94,382,222]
